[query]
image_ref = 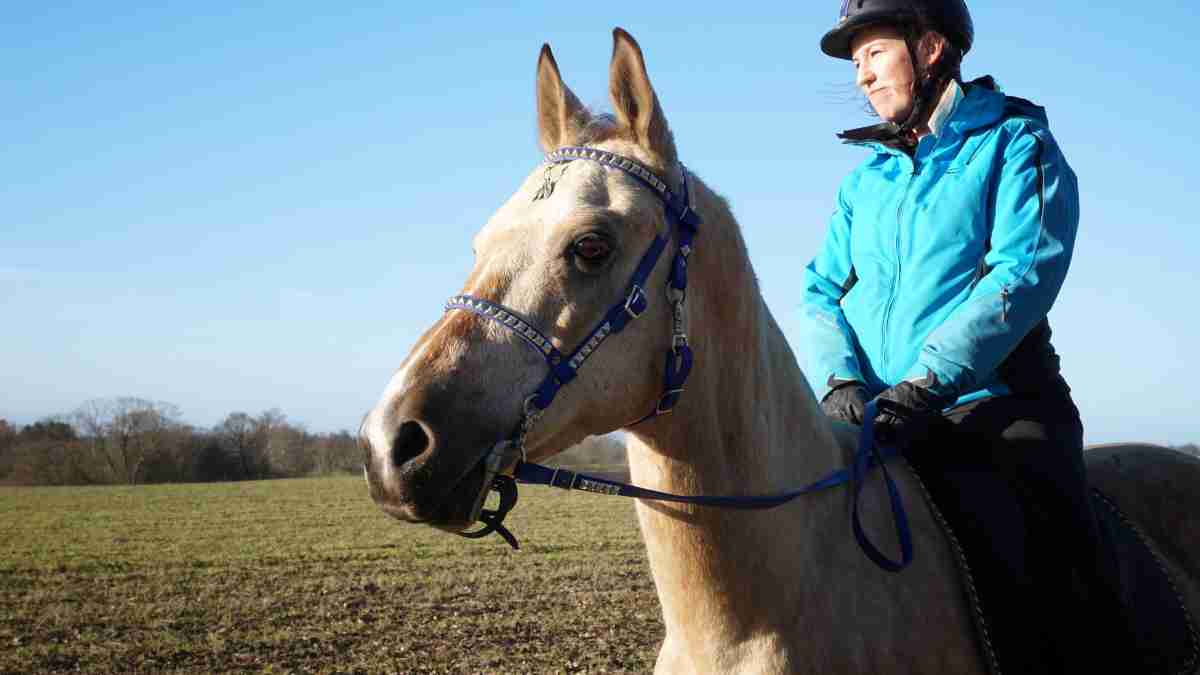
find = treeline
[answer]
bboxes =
[546,433,627,469]
[0,397,358,487]
[1174,443,1200,459]
[2,400,1192,488]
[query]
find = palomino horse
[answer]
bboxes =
[361,29,1200,673]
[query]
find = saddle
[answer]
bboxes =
[904,455,1199,675]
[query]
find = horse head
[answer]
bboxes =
[361,29,691,532]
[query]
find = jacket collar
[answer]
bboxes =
[925,80,963,139]
[837,76,1009,156]
[940,76,1008,139]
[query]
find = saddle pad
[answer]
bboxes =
[1091,489,1199,675]
[905,459,1199,675]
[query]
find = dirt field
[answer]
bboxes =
[0,475,663,673]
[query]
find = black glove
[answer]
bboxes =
[820,381,869,425]
[871,381,949,447]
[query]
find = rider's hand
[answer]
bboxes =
[820,381,869,425]
[872,381,948,447]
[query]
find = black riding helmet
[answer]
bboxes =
[821,0,973,60]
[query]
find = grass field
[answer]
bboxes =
[0,475,663,674]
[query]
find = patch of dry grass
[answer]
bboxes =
[0,476,661,673]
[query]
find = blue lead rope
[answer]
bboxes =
[513,401,914,572]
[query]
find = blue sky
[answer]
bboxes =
[3,2,1198,444]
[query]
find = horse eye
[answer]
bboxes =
[572,234,612,263]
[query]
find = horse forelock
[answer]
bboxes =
[576,112,621,145]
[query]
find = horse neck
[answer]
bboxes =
[625,174,850,643]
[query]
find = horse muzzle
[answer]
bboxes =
[360,409,518,532]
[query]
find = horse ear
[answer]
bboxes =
[608,28,676,166]
[536,44,589,152]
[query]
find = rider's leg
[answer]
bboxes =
[940,380,1130,670]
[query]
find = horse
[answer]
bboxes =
[360,28,1200,673]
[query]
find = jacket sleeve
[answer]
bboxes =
[799,176,866,402]
[902,124,1079,398]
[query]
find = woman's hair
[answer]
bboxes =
[907,20,963,86]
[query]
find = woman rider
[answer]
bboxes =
[799,0,1129,670]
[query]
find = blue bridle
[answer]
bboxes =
[446,146,700,431]
[444,146,912,573]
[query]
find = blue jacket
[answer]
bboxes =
[799,79,1079,406]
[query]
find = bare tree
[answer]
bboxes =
[215,412,270,480]
[70,398,182,484]
[115,399,182,484]
[72,399,117,482]
[142,423,200,483]
[257,410,313,477]
[0,419,15,479]
[310,430,359,476]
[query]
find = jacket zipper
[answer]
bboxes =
[881,162,917,379]
[1001,286,1009,323]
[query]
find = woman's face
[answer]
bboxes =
[850,26,916,124]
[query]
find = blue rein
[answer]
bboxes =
[445,146,913,573]
[514,400,914,573]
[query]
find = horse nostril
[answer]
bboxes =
[391,420,430,469]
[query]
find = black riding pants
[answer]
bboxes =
[907,377,1124,672]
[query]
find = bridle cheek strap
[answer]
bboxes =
[633,174,698,423]
[447,147,700,427]
[443,148,701,548]
[446,230,667,416]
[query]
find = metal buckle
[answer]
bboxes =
[669,291,687,345]
[655,388,685,415]
[467,440,521,524]
[624,285,647,320]
[548,467,579,491]
[516,396,544,461]
[523,394,543,418]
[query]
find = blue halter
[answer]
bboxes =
[443,147,699,547]
[442,147,912,573]
[446,147,701,442]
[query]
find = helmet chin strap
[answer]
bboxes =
[895,33,942,140]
